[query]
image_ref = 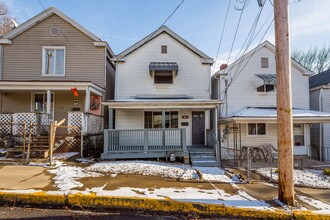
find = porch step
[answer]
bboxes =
[189,147,218,167]
[191,157,219,167]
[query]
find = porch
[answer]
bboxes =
[102,99,221,164]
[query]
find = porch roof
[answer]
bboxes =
[219,107,330,123]
[102,99,223,109]
[0,80,105,96]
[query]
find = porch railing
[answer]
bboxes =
[207,129,219,164]
[104,128,187,153]
[67,112,104,135]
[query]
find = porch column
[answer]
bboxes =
[162,109,166,147]
[213,108,220,165]
[84,86,90,113]
[46,90,51,114]
[108,108,114,129]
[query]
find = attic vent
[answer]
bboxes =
[50,26,60,36]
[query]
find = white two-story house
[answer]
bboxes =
[102,26,221,165]
[212,41,330,162]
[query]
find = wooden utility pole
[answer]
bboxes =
[274,0,295,205]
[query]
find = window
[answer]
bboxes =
[293,124,305,146]
[161,45,167,54]
[144,111,178,128]
[248,123,266,135]
[257,84,275,92]
[261,58,268,68]
[42,46,65,76]
[154,70,173,84]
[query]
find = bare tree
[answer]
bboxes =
[0,1,15,36]
[292,45,330,74]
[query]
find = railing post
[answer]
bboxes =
[104,129,109,154]
[144,130,148,153]
[162,129,166,148]
[181,128,187,152]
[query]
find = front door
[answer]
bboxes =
[192,111,205,145]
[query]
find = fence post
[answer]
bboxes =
[81,128,84,158]
[22,123,26,159]
[162,129,166,148]
[144,130,148,153]
[49,122,55,166]
[247,147,251,183]
[26,121,33,162]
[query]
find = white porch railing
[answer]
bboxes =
[67,112,104,135]
[104,128,187,153]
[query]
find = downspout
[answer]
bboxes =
[319,88,324,161]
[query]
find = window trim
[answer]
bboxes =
[246,123,267,136]
[161,45,167,54]
[42,46,66,77]
[144,110,179,129]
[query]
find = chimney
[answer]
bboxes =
[220,63,228,70]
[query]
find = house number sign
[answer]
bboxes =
[182,115,189,119]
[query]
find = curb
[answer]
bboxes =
[0,191,329,219]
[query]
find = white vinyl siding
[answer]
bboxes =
[115,33,210,99]
[218,46,310,116]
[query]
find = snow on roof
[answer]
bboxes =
[224,107,330,118]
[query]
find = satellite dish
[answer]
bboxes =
[11,19,18,28]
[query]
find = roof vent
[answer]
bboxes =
[50,26,60,36]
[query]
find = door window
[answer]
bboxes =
[33,93,54,118]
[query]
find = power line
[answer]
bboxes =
[213,0,231,72]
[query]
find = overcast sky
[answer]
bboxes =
[6,0,330,70]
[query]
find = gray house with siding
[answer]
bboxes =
[0,7,115,131]
[310,70,330,162]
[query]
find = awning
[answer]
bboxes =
[149,62,178,75]
[219,107,330,123]
[255,74,276,84]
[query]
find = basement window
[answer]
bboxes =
[154,70,173,84]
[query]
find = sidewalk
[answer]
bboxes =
[0,160,329,219]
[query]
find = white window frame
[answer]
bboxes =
[247,123,268,136]
[42,46,66,76]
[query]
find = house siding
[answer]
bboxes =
[115,33,211,100]
[216,46,310,116]
[320,89,330,161]
[310,89,320,157]
[2,14,105,89]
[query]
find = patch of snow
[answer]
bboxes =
[255,168,330,189]
[0,148,6,153]
[53,152,79,160]
[297,195,330,214]
[87,161,199,180]
[83,185,272,210]
[194,167,234,182]
[48,163,102,193]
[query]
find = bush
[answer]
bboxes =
[323,169,330,176]
[83,135,103,158]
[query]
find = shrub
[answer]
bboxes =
[323,169,330,176]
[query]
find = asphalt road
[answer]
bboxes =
[0,206,180,220]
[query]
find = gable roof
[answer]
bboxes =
[1,7,102,42]
[214,40,314,77]
[309,69,330,89]
[116,26,213,64]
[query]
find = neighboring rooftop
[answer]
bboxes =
[309,70,330,89]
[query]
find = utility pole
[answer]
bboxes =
[274,0,295,205]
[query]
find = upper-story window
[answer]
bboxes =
[248,123,266,136]
[161,45,167,54]
[255,74,276,93]
[154,70,173,84]
[261,58,269,68]
[42,46,65,76]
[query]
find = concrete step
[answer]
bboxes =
[190,154,215,159]
[191,160,219,167]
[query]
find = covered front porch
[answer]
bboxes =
[102,99,221,164]
[0,80,105,129]
[219,107,330,165]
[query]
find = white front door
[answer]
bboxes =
[293,123,307,155]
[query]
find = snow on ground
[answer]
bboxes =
[297,195,330,214]
[53,152,79,160]
[194,167,236,183]
[48,163,102,193]
[84,185,272,210]
[255,168,330,189]
[87,161,199,180]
